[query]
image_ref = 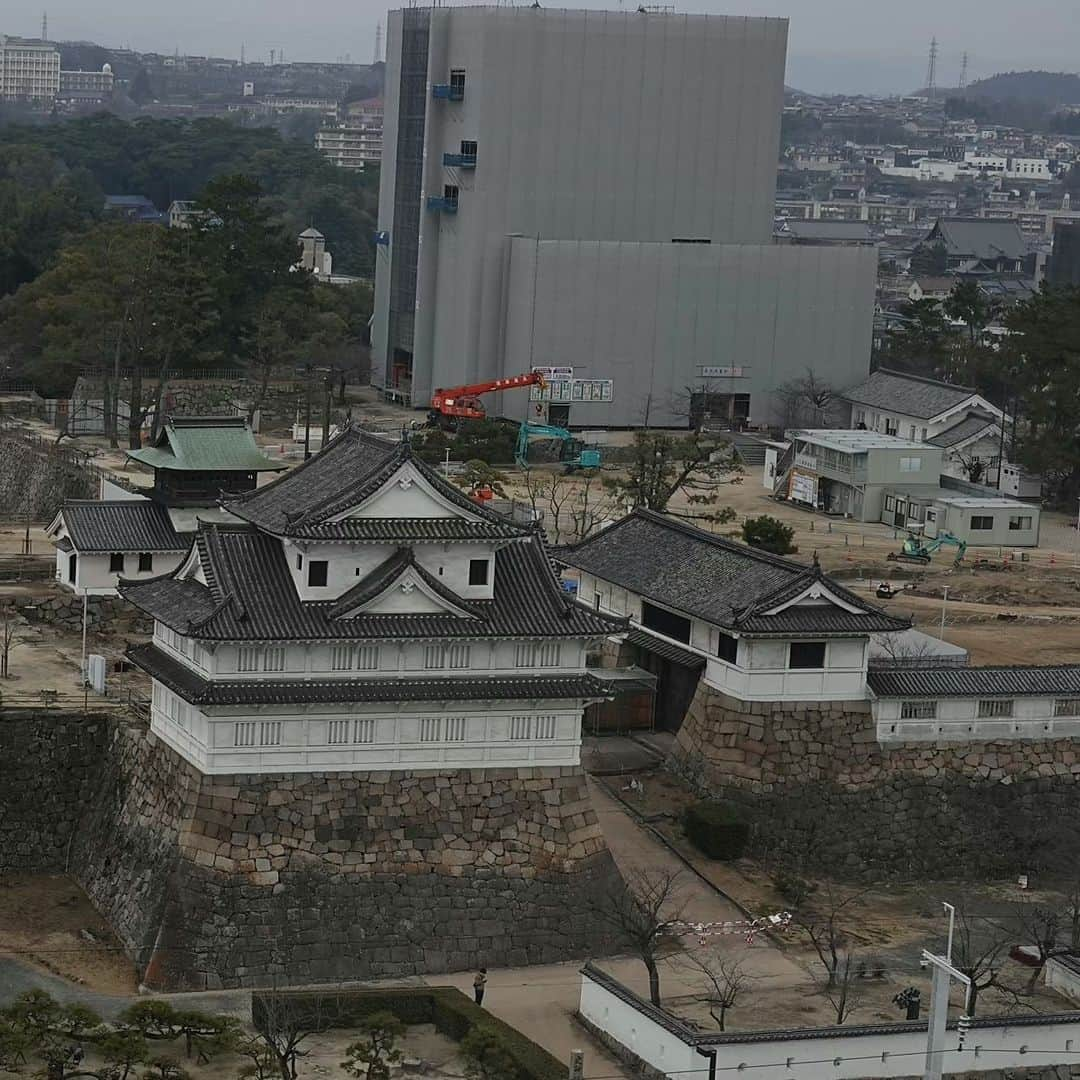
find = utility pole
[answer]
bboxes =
[940,586,949,639]
[322,368,333,453]
[922,902,972,1080]
[303,364,313,460]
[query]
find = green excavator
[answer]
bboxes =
[888,529,967,566]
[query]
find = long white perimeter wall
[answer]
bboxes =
[579,967,1080,1080]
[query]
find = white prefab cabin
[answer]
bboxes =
[122,428,622,775]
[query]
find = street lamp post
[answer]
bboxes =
[922,902,973,1080]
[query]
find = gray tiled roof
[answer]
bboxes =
[559,510,907,636]
[868,666,1080,698]
[926,413,998,448]
[58,500,186,553]
[226,426,529,540]
[782,220,873,242]
[626,628,706,669]
[286,519,523,543]
[841,368,979,420]
[129,643,612,706]
[929,218,1029,261]
[121,522,623,642]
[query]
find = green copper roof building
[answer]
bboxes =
[127,416,285,507]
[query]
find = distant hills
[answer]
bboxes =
[962,71,1080,108]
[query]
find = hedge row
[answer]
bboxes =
[683,800,750,860]
[251,986,563,1080]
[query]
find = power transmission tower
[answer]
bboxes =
[958,51,968,91]
[925,36,938,98]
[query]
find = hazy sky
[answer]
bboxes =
[17,0,1079,95]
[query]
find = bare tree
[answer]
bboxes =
[774,370,842,430]
[680,952,750,1031]
[0,605,23,679]
[589,868,686,1007]
[1065,877,1080,952]
[251,992,344,1080]
[821,952,864,1025]
[998,901,1070,990]
[951,903,1014,1016]
[796,885,869,989]
[951,447,990,485]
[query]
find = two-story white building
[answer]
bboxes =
[121,427,622,774]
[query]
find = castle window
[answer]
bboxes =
[109,552,125,573]
[900,700,937,719]
[446,717,467,742]
[308,560,329,587]
[641,601,691,645]
[331,645,353,671]
[469,558,489,586]
[264,647,286,673]
[509,715,532,740]
[448,644,471,669]
[356,645,379,671]
[535,715,557,740]
[233,721,257,747]
[238,647,260,673]
[424,644,446,669]
[789,641,826,669]
[418,717,441,742]
[259,721,282,746]
[716,632,739,664]
[138,553,154,572]
[1055,699,1080,717]
[328,719,350,744]
[978,699,1013,718]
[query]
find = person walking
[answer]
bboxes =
[473,968,487,1006]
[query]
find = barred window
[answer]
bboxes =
[264,648,287,673]
[424,645,445,669]
[234,722,257,747]
[353,718,375,744]
[356,645,379,671]
[535,715,558,740]
[978,699,1013,718]
[509,716,532,740]
[259,721,282,746]
[448,644,471,669]
[418,718,441,742]
[445,717,467,742]
[900,701,937,720]
[536,643,561,667]
[1055,699,1080,718]
[237,647,260,673]
[331,645,354,672]
[328,719,350,745]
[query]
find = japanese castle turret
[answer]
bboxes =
[47,416,284,596]
[90,425,627,989]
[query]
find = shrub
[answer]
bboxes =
[741,515,797,555]
[770,870,817,907]
[251,988,562,1080]
[682,801,750,861]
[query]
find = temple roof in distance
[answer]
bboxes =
[127,416,284,474]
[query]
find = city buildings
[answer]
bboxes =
[0,34,60,103]
[314,97,384,171]
[372,7,877,429]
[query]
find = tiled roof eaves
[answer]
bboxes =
[60,500,186,553]
[868,665,1080,698]
[127,643,614,705]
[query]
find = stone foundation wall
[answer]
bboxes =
[670,681,1080,878]
[0,711,110,870]
[26,591,150,634]
[3,712,625,990]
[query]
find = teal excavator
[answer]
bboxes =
[888,530,967,567]
[514,422,602,472]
